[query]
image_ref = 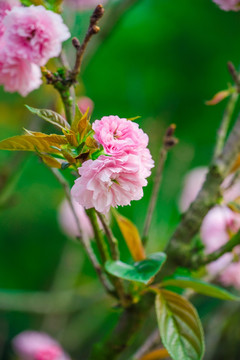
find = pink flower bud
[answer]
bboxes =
[13,331,70,360]
[78,96,94,115]
[179,167,208,212]
[58,198,94,239]
[212,0,240,11]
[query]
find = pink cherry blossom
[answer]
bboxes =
[220,261,240,289]
[13,331,70,360]
[93,116,149,156]
[0,47,42,96]
[92,115,154,178]
[0,0,20,37]
[201,206,240,282]
[201,206,240,253]
[58,198,94,239]
[65,0,107,11]
[212,0,240,11]
[179,167,208,212]
[78,96,94,115]
[71,154,147,214]
[3,5,70,66]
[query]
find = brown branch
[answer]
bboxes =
[70,5,104,82]
[96,210,120,260]
[191,230,240,270]
[167,113,240,267]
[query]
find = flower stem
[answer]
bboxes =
[50,168,112,294]
[214,91,238,159]
[142,124,178,244]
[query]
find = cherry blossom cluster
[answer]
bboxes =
[213,0,240,11]
[0,1,70,96]
[71,116,154,214]
[13,331,70,360]
[180,167,240,289]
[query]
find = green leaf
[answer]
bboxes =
[25,105,70,130]
[105,252,167,284]
[162,275,239,301]
[0,134,67,153]
[155,290,205,360]
[71,104,83,133]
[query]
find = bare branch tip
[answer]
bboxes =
[72,37,81,49]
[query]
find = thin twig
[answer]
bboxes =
[214,91,238,158]
[86,208,110,263]
[50,168,112,294]
[142,124,178,243]
[96,210,119,260]
[87,208,130,306]
[132,329,160,360]
[193,230,240,269]
[70,5,104,82]
[83,0,141,69]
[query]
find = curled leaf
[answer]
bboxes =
[113,210,146,261]
[40,155,61,168]
[0,134,67,153]
[139,348,170,360]
[205,90,231,106]
[25,105,70,130]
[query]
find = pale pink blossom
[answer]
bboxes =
[13,331,70,360]
[58,198,94,239]
[93,116,149,155]
[92,115,154,178]
[201,206,240,283]
[0,48,42,96]
[0,0,20,37]
[71,154,147,214]
[65,0,107,11]
[3,5,70,66]
[78,96,94,115]
[201,206,240,253]
[179,167,208,212]
[220,261,240,289]
[212,0,240,11]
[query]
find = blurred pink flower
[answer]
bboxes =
[13,331,70,360]
[212,0,240,11]
[58,198,94,239]
[0,0,20,37]
[71,154,147,213]
[0,48,42,96]
[65,0,107,11]
[179,167,208,212]
[201,206,240,253]
[3,5,70,66]
[78,96,94,114]
[220,261,240,289]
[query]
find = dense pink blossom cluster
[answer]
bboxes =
[213,0,240,11]
[65,0,108,10]
[180,167,240,289]
[13,331,70,360]
[71,116,154,214]
[0,2,70,96]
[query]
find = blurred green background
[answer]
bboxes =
[1,0,240,358]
